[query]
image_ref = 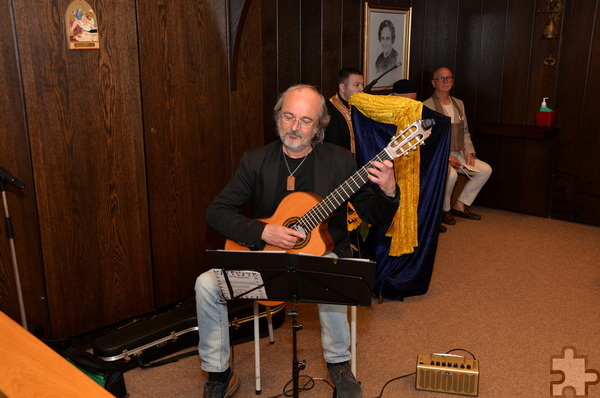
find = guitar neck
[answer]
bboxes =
[299,149,393,232]
[295,118,433,235]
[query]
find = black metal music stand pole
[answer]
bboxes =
[286,298,303,397]
[1,180,27,329]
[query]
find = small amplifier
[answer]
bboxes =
[416,353,479,396]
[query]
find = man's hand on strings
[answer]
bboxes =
[261,223,305,249]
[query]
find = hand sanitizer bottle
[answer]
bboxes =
[539,97,553,112]
[536,97,557,126]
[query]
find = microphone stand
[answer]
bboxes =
[0,175,27,329]
[363,62,402,93]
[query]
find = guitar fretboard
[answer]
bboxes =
[291,118,433,236]
[298,149,394,232]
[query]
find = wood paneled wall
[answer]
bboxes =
[9,0,155,337]
[261,0,409,141]
[137,1,230,309]
[552,0,600,224]
[410,0,600,225]
[138,0,264,308]
[0,0,48,334]
[262,0,600,225]
[1,0,263,338]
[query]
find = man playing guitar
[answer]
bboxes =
[196,84,400,398]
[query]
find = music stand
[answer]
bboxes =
[207,250,376,398]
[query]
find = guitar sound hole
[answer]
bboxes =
[283,218,310,250]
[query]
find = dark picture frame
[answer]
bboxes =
[363,3,412,92]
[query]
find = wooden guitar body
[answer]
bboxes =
[224,191,334,255]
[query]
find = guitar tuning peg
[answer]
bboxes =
[421,119,436,129]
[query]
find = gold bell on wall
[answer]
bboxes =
[543,17,559,39]
[538,0,563,39]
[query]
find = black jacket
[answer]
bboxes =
[205,140,399,258]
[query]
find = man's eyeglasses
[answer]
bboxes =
[280,113,316,128]
[433,76,454,83]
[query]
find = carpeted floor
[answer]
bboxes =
[123,207,600,397]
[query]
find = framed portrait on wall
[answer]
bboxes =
[363,3,411,92]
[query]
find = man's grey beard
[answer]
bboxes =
[279,129,312,153]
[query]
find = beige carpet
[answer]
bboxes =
[123,207,600,397]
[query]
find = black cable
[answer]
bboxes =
[445,348,477,360]
[371,347,477,397]
[371,371,416,398]
[267,374,334,398]
[261,347,476,397]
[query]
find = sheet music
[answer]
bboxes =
[460,163,480,173]
[212,269,268,300]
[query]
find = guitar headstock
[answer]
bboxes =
[385,119,435,159]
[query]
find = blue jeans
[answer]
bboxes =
[194,256,352,373]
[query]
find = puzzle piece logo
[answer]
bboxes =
[551,347,600,397]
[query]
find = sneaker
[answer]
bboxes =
[327,361,362,398]
[203,371,239,398]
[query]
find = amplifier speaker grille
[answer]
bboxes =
[415,353,479,396]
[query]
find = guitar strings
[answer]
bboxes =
[299,151,391,231]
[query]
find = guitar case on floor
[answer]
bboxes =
[92,296,286,371]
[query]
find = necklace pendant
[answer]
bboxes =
[286,175,295,191]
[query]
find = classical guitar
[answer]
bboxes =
[225,119,435,255]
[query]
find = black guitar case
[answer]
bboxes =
[92,297,286,371]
